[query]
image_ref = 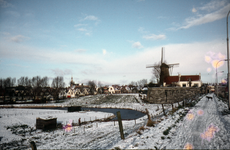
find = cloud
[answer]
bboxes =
[143,34,166,40]
[132,41,144,49]
[78,28,87,32]
[199,0,227,12]
[84,15,99,21]
[179,1,230,29]
[10,35,29,43]
[85,33,91,36]
[192,7,197,13]
[0,0,13,7]
[74,24,87,28]
[51,68,73,76]
[0,39,226,84]
[102,49,107,55]
[138,27,148,34]
[75,49,87,53]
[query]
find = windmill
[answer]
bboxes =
[146,47,179,86]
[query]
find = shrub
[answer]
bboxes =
[147,119,156,127]
[139,126,145,131]
[161,136,165,140]
[136,130,142,135]
[163,127,172,135]
[178,105,183,109]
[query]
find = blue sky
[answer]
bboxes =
[0,0,229,86]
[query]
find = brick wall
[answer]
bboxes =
[147,87,200,104]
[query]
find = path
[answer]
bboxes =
[168,93,230,149]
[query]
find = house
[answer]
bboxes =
[108,86,115,94]
[59,88,67,99]
[82,87,90,96]
[121,85,131,93]
[66,88,76,98]
[103,87,109,94]
[164,73,202,87]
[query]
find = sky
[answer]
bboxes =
[0,0,229,86]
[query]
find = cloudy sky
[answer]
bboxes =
[0,0,229,86]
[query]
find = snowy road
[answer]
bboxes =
[168,93,230,149]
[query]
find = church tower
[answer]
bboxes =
[70,76,74,87]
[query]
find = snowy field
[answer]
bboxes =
[1,93,229,149]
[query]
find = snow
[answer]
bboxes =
[0,93,230,149]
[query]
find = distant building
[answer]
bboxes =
[164,73,202,87]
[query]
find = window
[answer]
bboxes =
[193,84,198,87]
[182,84,186,87]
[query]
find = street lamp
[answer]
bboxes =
[227,10,230,110]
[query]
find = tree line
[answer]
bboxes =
[0,76,65,102]
[0,76,65,88]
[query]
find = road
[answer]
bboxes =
[168,93,230,149]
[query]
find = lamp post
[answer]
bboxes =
[216,59,227,96]
[227,10,230,110]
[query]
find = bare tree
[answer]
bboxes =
[129,81,137,86]
[24,77,32,87]
[0,78,3,87]
[98,81,102,87]
[137,79,148,89]
[31,76,42,88]
[3,77,16,88]
[11,78,16,87]
[52,76,65,100]
[151,61,161,84]
[88,80,96,95]
[41,76,49,87]
[17,77,25,86]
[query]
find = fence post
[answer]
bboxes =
[117,111,124,140]
[162,104,166,116]
[30,141,37,150]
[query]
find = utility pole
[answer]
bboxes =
[227,10,230,110]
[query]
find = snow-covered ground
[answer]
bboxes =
[1,93,229,149]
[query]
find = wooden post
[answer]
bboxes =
[162,104,166,116]
[30,141,37,150]
[135,119,136,125]
[171,103,174,110]
[116,111,124,140]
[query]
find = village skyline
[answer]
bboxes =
[0,0,229,85]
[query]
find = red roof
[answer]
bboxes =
[164,75,200,85]
[164,76,179,85]
[180,75,200,81]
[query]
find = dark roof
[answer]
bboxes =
[164,75,200,85]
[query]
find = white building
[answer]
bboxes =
[164,73,202,87]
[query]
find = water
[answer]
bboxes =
[82,107,146,120]
[10,106,146,120]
